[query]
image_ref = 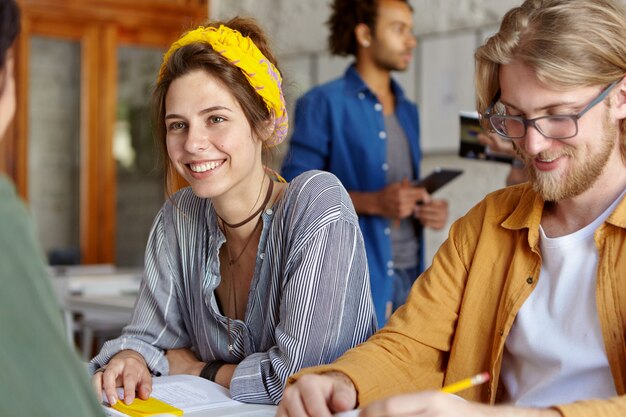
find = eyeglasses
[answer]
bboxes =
[482,80,620,140]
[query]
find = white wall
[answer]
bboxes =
[209,0,520,262]
[208,0,521,266]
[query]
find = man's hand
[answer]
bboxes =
[477,132,518,157]
[360,391,562,417]
[378,179,428,220]
[277,372,358,417]
[414,198,449,230]
[478,132,528,186]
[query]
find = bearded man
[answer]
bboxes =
[278,0,626,416]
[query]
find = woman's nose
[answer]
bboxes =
[184,125,211,153]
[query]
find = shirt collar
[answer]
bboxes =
[501,183,626,249]
[501,183,545,250]
[343,63,407,101]
[606,190,626,228]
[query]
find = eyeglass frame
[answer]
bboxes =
[482,80,620,140]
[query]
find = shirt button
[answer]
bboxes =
[358,92,365,100]
[266,208,273,215]
[526,277,533,284]
[382,163,389,171]
[259,253,265,260]
[387,260,394,268]
[384,227,391,235]
[387,269,394,276]
[374,103,383,111]
[379,131,387,140]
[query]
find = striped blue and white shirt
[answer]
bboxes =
[90,170,377,404]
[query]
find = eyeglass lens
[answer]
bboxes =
[491,115,577,139]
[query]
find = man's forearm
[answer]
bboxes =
[348,190,382,216]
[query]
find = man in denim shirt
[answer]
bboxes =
[282,0,448,325]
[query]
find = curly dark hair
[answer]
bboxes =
[327,0,410,57]
[0,0,20,69]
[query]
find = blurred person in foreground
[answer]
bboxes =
[0,0,103,415]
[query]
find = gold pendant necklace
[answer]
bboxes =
[218,179,274,353]
[223,217,262,353]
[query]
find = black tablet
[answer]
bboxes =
[413,167,463,194]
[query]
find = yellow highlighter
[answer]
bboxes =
[111,396,183,417]
[441,372,490,395]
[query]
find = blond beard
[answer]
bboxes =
[520,115,617,202]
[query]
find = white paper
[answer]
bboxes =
[233,410,276,417]
[333,410,360,417]
[102,408,126,417]
[102,374,239,414]
[150,375,238,412]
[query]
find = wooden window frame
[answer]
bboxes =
[5,0,207,263]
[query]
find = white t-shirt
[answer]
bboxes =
[500,191,626,407]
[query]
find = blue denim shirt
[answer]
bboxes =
[282,65,423,325]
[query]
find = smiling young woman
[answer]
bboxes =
[89,17,377,406]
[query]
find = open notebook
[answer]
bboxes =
[101,374,239,416]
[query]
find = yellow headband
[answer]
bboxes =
[159,25,288,146]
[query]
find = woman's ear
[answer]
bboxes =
[355,23,372,49]
[253,116,275,145]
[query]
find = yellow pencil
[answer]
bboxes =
[441,372,490,394]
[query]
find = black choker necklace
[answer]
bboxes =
[218,179,274,229]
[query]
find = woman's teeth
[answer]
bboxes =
[190,161,221,172]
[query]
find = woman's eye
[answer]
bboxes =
[169,121,186,131]
[209,115,225,124]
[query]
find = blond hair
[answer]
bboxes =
[475,0,626,160]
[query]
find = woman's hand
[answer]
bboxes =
[166,348,236,388]
[91,349,152,406]
[165,348,205,375]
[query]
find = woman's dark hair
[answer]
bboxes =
[153,16,281,193]
[0,0,20,69]
[327,0,410,57]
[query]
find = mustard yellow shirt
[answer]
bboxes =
[292,182,626,417]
